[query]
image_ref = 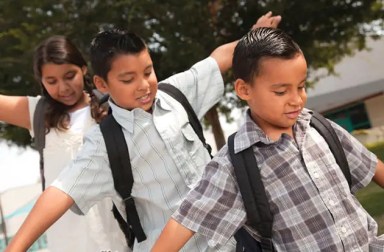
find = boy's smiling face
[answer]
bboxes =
[95,49,158,111]
[235,53,307,140]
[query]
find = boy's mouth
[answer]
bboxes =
[285,109,301,119]
[138,93,151,103]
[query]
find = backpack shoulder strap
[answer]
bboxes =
[309,111,352,189]
[158,83,212,158]
[228,133,274,252]
[99,115,147,248]
[33,97,47,191]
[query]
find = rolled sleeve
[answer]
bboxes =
[172,148,247,246]
[160,57,224,119]
[52,125,118,215]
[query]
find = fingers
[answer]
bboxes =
[270,15,282,28]
[264,11,273,18]
[252,11,282,30]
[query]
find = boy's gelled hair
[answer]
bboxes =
[233,27,302,83]
[33,35,96,130]
[90,28,147,81]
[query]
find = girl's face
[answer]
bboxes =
[95,50,158,111]
[235,53,307,140]
[41,63,87,109]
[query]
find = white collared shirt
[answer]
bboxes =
[52,57,234,251]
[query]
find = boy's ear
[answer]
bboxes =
[93,75,108,93]
[234,78,250,101]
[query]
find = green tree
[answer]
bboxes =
[0,0,383,148]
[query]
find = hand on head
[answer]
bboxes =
[252,11,282,29]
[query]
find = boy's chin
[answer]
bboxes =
[141,102,154,113]
[145,107,153,113]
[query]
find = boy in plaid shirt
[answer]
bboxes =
[152,28,384,251]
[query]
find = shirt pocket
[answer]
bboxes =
[180,124,208,178]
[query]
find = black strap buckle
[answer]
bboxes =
[260,237,274,252]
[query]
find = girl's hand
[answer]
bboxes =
[252,11,282,30]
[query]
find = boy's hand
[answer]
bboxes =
[252,11,282,29]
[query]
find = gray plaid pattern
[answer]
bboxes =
[174,108,383,251]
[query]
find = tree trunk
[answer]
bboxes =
[205,105,226,150]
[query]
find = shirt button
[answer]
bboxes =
[313,171,320,179]
[329,199,335,205]
[341,226,347,233]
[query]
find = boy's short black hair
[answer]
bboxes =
[233,27,302,83]
[90,28,147,80]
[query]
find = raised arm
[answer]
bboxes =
[210,11,281,73]
[5,187,74,251]
[0,94,31,129]
[151,218,195,252]
[373,159,384,188]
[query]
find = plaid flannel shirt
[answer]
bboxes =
[173,108,384,251]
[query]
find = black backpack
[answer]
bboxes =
[32,97,48,191]
[99,83,213,249]
[227,110,351,252]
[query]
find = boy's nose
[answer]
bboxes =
[138,79,150,90]
[289,93,303,106]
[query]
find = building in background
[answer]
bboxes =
[307,36,384,144]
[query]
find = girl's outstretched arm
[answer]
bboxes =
[0,95,31,129]
[151,218,195,252]
[5,186,74,251]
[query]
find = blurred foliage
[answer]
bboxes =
[367,141,384,161]
[0,0,383,146]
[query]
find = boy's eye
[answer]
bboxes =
[144,71,152,77]
[121,79,133,84]
[274,91,286,96]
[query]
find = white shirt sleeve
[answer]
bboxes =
[159,56,224,119]
[51,124,121,215]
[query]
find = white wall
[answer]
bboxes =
[365,94,384,128]
[307,36,384,97]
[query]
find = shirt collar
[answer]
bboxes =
[233,108,312,153]
[108,99,152,134]
[107,91,173,134]
[154,89,173,112]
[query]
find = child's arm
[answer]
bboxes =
[151,218,195,252]
[210,11,281,73]
[0,94,31,129]
[373,159,384,188]
[5,187,74,251]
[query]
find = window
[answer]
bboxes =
[324,102,371,132]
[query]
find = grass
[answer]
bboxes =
[355,141,384,235]
[356,182,384,235]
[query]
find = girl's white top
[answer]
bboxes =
[28,96,128,252]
